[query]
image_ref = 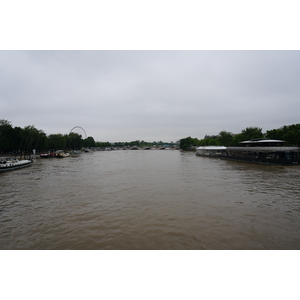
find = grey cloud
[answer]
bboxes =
[1,50,300,142]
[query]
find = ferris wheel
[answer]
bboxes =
[69,126,87,139]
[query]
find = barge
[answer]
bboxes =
[222,139,300,165]
[196,139,300,165]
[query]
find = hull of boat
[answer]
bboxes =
[56,153,70,158]
[221,156,300,165]
[0,160,33,172]
[40,153,56,158]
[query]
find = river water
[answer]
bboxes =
[1,150,300,250]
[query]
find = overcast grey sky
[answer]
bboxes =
[1,50,299,142]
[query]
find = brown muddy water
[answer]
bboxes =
[1,150,300,249]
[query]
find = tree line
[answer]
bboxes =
[0,119,96,155]
[179,124,300,151]
[0,119,175,155]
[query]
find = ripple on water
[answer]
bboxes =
[1,151,300,249]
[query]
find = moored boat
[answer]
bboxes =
[222,139,300,165]
[40,152,56,158]
[69,150,82,157]
[0,158,33,172]
[55,150,70,158]
[196,146,227,157]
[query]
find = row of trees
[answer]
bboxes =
[0,119,175,155]
[0,120,96,155]
[179,125,300,151]
[265,124,300,146]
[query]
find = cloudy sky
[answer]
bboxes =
[1,50,300,142]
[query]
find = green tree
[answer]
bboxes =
[48,134,67,150]
[199,137,217,146]
[12,126,23,151]
[67,132,83,149]
[179,137,199,151]
[233,127,264,145]
[112,142,124,148]
[82,136,96,148]
[19,125,46,154]
[95,141,111,148]
[0,119,14,153]
[240,127,263,140]
[217,131,233,146]
[282,124,300,146]
[266,128,284,140]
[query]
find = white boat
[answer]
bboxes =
[196,146,227,157]
[55,150,70,158]
[0,159,33,172]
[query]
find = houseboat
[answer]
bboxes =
[196,146,227,157]
[223,139,300,165]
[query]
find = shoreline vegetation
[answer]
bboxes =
[180,125,300,151]
[0,119,176,158]
[1,119,300,156]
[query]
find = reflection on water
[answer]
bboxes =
[1,150,300,249]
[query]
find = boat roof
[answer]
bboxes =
[196,146,227,150]
[228,146,299,152]
[240,139,285,144]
